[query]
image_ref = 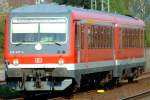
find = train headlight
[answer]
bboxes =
[58,58,64,65]
[13,59,19,66]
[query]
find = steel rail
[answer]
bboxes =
[120,89,150,100]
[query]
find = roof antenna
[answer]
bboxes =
[35,0,45,4]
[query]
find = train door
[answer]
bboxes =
[113,24,120,77]
[75,22,88,64]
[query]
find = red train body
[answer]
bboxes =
[4,4,145,91]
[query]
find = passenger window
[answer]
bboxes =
[81,24,84,49]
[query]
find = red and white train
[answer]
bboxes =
[4,4,145,91]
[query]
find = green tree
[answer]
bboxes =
[0,15,5,50]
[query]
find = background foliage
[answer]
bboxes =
[0,16,5,50]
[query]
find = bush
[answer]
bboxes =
[0,15,5,50]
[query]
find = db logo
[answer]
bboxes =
[35,58,43,64]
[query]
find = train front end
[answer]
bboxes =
[4,4,76,91]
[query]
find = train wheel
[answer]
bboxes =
[63,79,76,97]
[111,77,120,87]
[127,76,134,83]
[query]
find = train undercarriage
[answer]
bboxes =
[6,68,74,91]
[5,64,145,93]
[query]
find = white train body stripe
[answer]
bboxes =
[7,58,145,70]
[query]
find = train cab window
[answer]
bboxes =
[11,18,67,44]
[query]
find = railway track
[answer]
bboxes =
[50,72,150,100]
[121,89,150,100]
[0,72,150,100]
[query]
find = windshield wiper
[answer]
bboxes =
[40,40,62,46]
[54,42,61,46]
[15,40,33,46]
[15,42,23,46]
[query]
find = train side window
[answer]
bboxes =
[100,26,103,48]
[105,26,111,48]
[134,29,136,48]
[91,25,94,48]
[107,26,110,48]
[139,29,141,48]
[119,28,122,49]
[140,29,143,48]
[97,26,100,48]
[88,25,91,49]
[133,29,137,48]
[109,27,112,48]
[105,26,108,48]
[136,29,139,48]
[75,23,80,49]
[100,26,104,48]
[122,28,125,48]
[102,26,105,48]
[142,29,144,48]
[127,29,130,48]
[81,24,84,49]
[102,26,106,48]
[131,29,133,48]
[126,29,129,48]
[103,26,106,48]
[94,25,98,49]
[92,25,95,48]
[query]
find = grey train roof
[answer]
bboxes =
[10,3,145,26]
